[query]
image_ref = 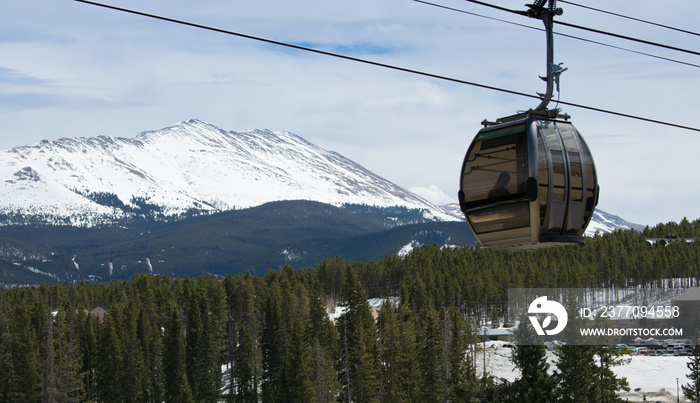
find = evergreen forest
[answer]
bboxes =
[1,219,700,402]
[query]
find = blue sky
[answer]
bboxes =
[1,0,699,226]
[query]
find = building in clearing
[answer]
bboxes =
[88,307,108,322]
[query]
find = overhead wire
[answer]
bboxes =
[73,0,700,133]
[462,0,700,57]
[414,0,534,31]
[558,0,700,38]
[555,20,700,57]
[414,0,700,70]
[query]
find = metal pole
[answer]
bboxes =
[533,7,556,111]
[525,0,565,114]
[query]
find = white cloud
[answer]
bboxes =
[410,185,457,206]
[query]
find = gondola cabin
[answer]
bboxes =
[458,114,598,251]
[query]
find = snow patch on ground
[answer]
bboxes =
[398,240,421,258]
[26,266,60,281]
[477,340,691,402]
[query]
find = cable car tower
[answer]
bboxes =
[458,0,599,251]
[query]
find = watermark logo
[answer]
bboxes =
[528,296,568,336]
[510,288,688,345]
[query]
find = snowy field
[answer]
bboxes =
[477,340,691,403]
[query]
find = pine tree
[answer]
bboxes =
[337,267,379,403]
[185,292,217,402]
[683,333,700,403]
[178,373,196,403]
[376,299,398,402]
[43,308,58,403]
[235,326,257,403]
[223,276,239,402]
[511,314,555,403]
[226,274,260,403]
[417,305,444,402]
[51,307,85,403]
[397,299,421,401]
[79,310,98,401]
[202,277,227,397]
[0,299,10,401]
[278,311,314,402]
[224,309,237,402]
[96,312,124,402]
[553,295,603,403]
[447,308,478,402]
[596,346,630,402]
[491,307,500,329]
[310,337,341,403]
[7,302,42,401]
[265,280,315,403]
[308,281,338,352]
[163,305,186,402]
[377,298,416,402]
[120,301,147,401]
[261,283,285,402]
[308,281,341,403]
[555,344,599,402]
[138,306,164,402]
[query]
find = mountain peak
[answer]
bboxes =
[585,210,645,236]
[136,118,232,145]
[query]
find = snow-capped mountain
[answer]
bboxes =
[0,119,457,225]
[584,209,646,236]
[0,118,642,234]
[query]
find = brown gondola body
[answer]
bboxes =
[458,113,598,250]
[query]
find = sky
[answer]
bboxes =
[1,0,699,227]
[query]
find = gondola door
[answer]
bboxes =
[537,120,568,238]
[537,120,597,242]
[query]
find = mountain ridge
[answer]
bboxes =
[0,200,478,286]
[1,119,458,226]
[1,118,646,235]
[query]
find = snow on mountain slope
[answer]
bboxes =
[585,209,646,236]
[0,119,457,225]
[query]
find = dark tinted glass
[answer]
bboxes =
[550,150,566,201]
[569,152,583,202]
[582,141,597,227]
[537,134,549,227]
[461,125,530,234]
[468,202,530,234]
[461,128,527,206]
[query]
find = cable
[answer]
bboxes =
[73,0,700,133]
[558,0,700,38]
[460,0,525,17]
[462,0,700,58]
[555,20,700,58]
[555,33,700,70]
[414,0,700,70]
[414,0,534,31]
